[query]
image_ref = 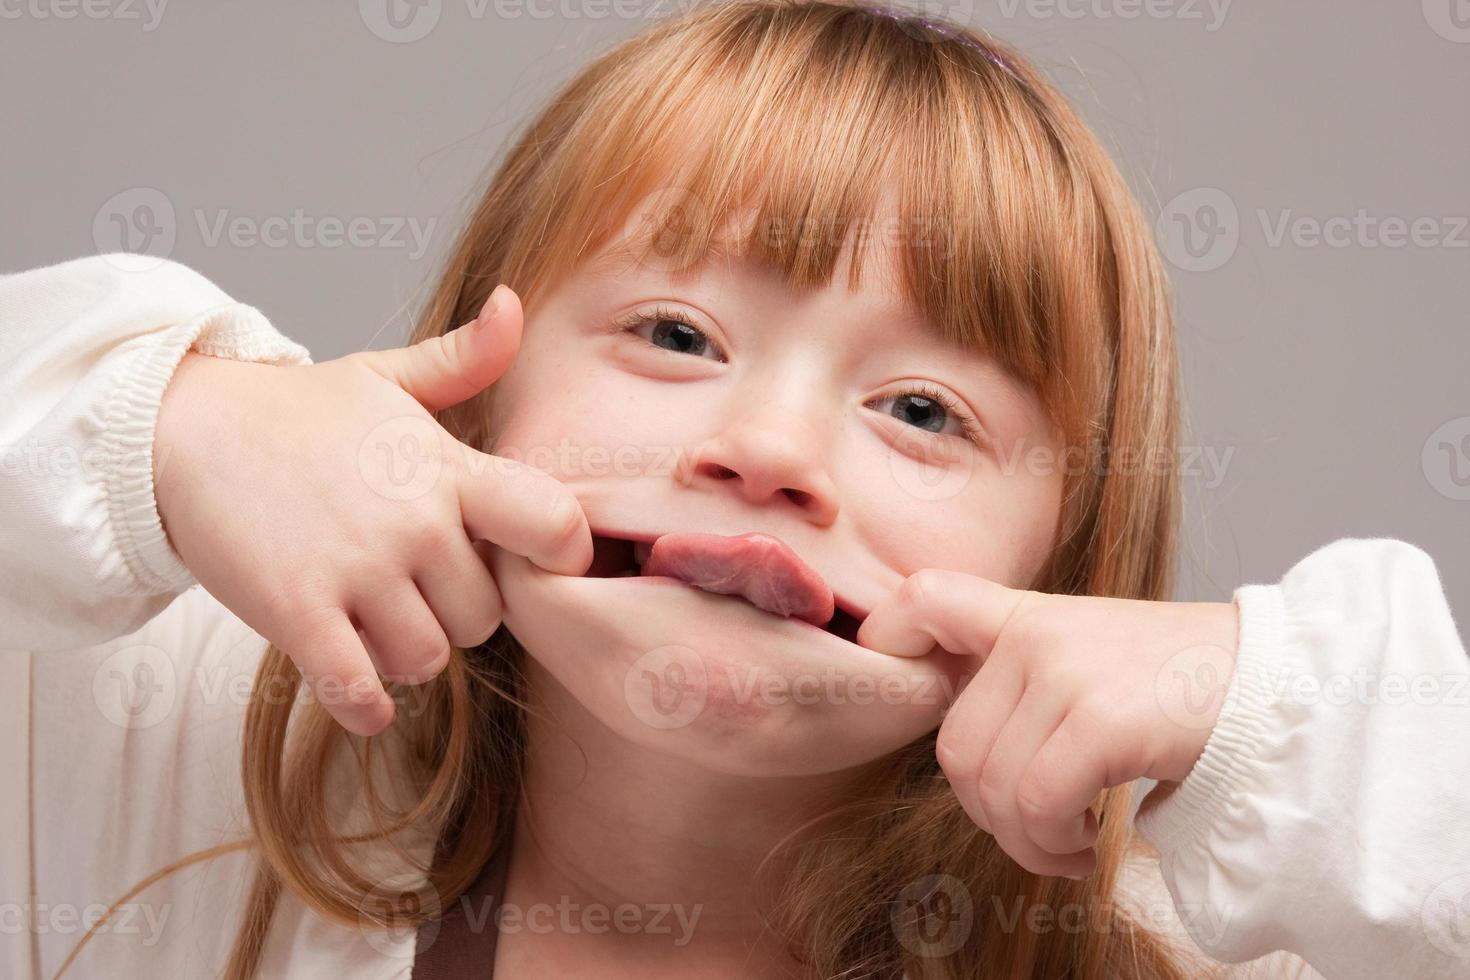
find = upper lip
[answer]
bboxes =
[588,526,871,623]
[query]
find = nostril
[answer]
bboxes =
[782,488,812,507]
[708,464,738,480]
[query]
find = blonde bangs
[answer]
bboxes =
[498,0,1115,442]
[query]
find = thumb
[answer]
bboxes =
[358,284,522,412]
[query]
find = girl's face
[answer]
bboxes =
[486,216,1065,777]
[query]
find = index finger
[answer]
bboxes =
[454,449,593,576]
[857,568,1024,659]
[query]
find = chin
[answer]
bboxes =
[489,548,965,778]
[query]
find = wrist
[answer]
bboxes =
[1198,598,1241,663]
[1161,599,1243,783]
[153,351,260,550]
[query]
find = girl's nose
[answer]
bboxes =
[678,411,840,526]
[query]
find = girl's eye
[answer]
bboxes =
[868,383,985,446]
[608,308,980,445]
[612,306,727,362]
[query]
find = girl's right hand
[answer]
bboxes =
[152,285,591,736]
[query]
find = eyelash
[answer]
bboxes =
[609,306,986,446]
[884,381,986,446]
[610,305,729,362]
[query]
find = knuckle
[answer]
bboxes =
[404,633,452,676]
[420,645,453,680]
[413,335,458,383]
[541,487,585,553]
[281,604,347,663]
[464,578,505,646]
[398,501,449,544]
[283,598,335,636]
[974,766,1010,814]
[413,517,459,559]
[460,619,501,649]
[445,602,501,650]
[1024,658,1072,692]
[1005,608,1052,652]
[467,603,504,647]
[1072,694,1118,740]
[897,569,937,612]
[1015,776,1058,825]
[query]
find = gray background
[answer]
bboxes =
[3,0,1467,613]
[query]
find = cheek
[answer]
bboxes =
[848,449,1064,588]
[487,365,698,480]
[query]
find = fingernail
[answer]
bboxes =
[476,284,506,326]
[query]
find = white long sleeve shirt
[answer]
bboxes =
[1,253,1466,979]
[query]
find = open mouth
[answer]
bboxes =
[586,533,866,644]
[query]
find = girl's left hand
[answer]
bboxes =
[857,570,1240,879]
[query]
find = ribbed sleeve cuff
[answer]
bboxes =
[1133,584,1287,857]
[99,302,314,596]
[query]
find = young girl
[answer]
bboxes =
[2,1,1465,977]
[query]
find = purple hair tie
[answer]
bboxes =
[860,4,1024,83]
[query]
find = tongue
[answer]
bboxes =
[641,531,834,626]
